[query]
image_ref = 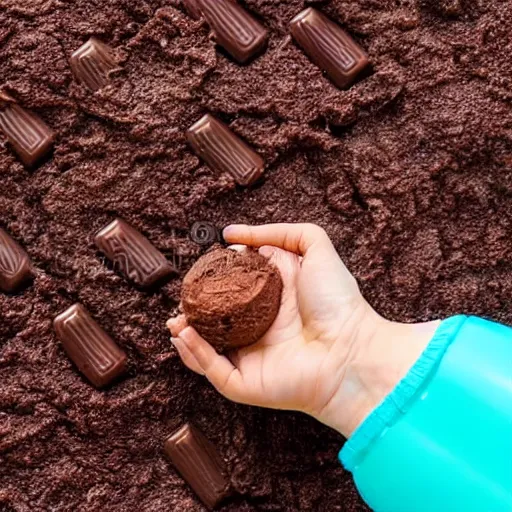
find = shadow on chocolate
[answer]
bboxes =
[214,42,267,66]
[95,250,178,293]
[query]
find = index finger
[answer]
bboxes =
[222,223,331,256]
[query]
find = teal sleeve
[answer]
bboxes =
[339,316,512,512]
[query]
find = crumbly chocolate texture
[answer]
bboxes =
[0,1,511,511]
[182,248,282,350]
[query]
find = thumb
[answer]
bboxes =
[174,327,250,404]
[258,246,302,335]
[258,245,300,294]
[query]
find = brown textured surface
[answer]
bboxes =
[182,248,282,350]
[0,0,511,511]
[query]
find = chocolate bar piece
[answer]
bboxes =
[290,8,369,89]
[164,424,229,510]
[0,104,54,167]
[187,114,264,186]
[183,0,202,19]
[197,0,268,63]
[0,228,33,293]
[70,38,117,91]
[95,219,174,288]
[53,304,127,388]
[190,222,222,246]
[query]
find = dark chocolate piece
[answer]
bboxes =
[70,38,117,91]
[0,103,54,167]
[190,222,222,246]
[290,8,369,89]
[53,304,127,388]
[0,228,33,293]
[164,424,229,510]
[183,0,202,19]
[197,0,268,63]
[95,219,174,288]
[187,114,264,186]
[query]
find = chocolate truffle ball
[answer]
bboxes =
[181,248,283,350]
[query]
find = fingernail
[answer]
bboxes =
[259,246,275,258]
[222,224,243,241]
[170,337,183,350]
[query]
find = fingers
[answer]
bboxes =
[166,314,188,337]
[225,222,360,300]
[223,223,362,336]
[223,223,332,257]
[176,327,248,402]
[171,337,204,375]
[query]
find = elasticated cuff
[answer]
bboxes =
[339,315,468,471]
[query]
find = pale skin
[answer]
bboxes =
[167,223,440,438]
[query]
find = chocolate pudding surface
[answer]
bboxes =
[1,0,511,510]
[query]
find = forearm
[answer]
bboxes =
[339,316,512,512]
[316,310,441,437]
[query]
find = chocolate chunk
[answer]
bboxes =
[70,38,117,91]
[290,8,369,89]
[183,0,202,19]
[190,222,222,246]
[197,0,268,63]
[95,219,174,288]
[53,304,127,388]
[0,103,54,167]
[187,114,264,186]
[0,228,34,293]
[164,424,229,510]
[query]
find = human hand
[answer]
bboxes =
[168,224,439,437]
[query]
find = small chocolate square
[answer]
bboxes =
[164,424,229,510]
[0,104,54,167]
[95,219,174,288]
[53,304,127,388]
[290,8,369,89]
[0,228,33,293]
[187,114,264,186]
[198,0,268,63]
[70,38,117,91]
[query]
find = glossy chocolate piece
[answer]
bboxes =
[290,8,369,89]
[0,104,54,167]
[187,114,264,186]
[53,304,127,388]
[0,228,33,293]
[197,0,268,63]
[164,424,229,510]
[183,0,202,19]
[70,38,117,91]
[95,219,174,288]
[190,222,222,246]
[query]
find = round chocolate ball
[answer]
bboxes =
[181,248,283,351]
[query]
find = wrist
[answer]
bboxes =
[315,310,441,438]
